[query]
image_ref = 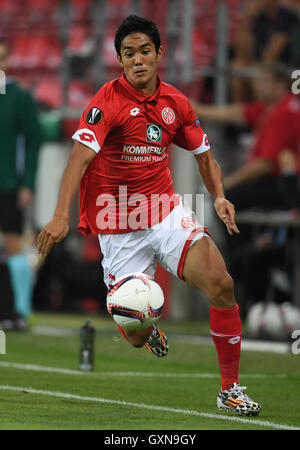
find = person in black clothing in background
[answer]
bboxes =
[0,39,42,329]
[230,0,300,102]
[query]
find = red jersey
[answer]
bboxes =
[242,93,300,175]
[73,74,210,235]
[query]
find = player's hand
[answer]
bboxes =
[37,215,69,256]
[214,197,240,236]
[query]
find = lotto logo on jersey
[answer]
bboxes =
[130,107,141,116]
[147,124,162,143]
[79,132,95,143]
[72,128,100,153]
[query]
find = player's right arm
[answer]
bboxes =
[37,141,96,256]
[189,100,245,125]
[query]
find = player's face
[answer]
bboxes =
[0,44,9,73]
[118,33,162,93]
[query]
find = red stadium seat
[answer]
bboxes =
[34,76,63,109]
[10,33,62,70]
[0,0,22,19]
[67,80,94,108]
[46,36,63,70]
[102,26,125,79]
[9,34,31,69]
[192,29,213,68]
[106,0,132,28]
[140,0,169,25]
[25,0,60,13]
[67,24,94,56]
[103,30,119,68]
[70,0,92,24]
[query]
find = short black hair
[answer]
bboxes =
[114,15,161,57]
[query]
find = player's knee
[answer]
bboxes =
[132,340,146,348]
[207,272,235,307]
[125,329,149,348]
[129,336,147,348]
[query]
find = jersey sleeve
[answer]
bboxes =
[72,84,114,153]
[173,99,210,155]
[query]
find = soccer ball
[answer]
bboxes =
[106,272,164,330]
[246,301,300,340]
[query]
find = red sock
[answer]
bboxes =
[118,325,129,342]
[209,305,242,391]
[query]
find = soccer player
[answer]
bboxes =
[37,15,261,416]
[0,39,42,328]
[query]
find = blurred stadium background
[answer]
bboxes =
[0,0,300,339]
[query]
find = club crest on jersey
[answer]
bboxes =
[162,107,175,125]
[181,217,196,229]
[146,124,162,143]
[86,107,103,125]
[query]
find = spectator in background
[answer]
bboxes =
[280,0,300,14]
[231,0,300,102]
[191,63,300,212]
[0,39,42,329]
[192,64,299,311]
[277,148,300,211]
[225,149,298,312]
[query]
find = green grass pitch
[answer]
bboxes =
[0,313,299,430]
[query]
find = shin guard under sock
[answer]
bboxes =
[210,305,242,391]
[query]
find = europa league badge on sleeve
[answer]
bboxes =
[86,107,103,125]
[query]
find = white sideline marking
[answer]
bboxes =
[178,335,290,354]
[0,384,298,431]
[32,325,290,354]
[32,326,76,337]
[0,361,286,379]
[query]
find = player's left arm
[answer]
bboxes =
[195,150,240,236]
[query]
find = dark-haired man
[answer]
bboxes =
[0,39,41,327]
[230,0,300,101]
[37,15,261,416]
[191,63,300,210]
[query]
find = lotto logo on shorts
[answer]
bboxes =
[181,217,196,229]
